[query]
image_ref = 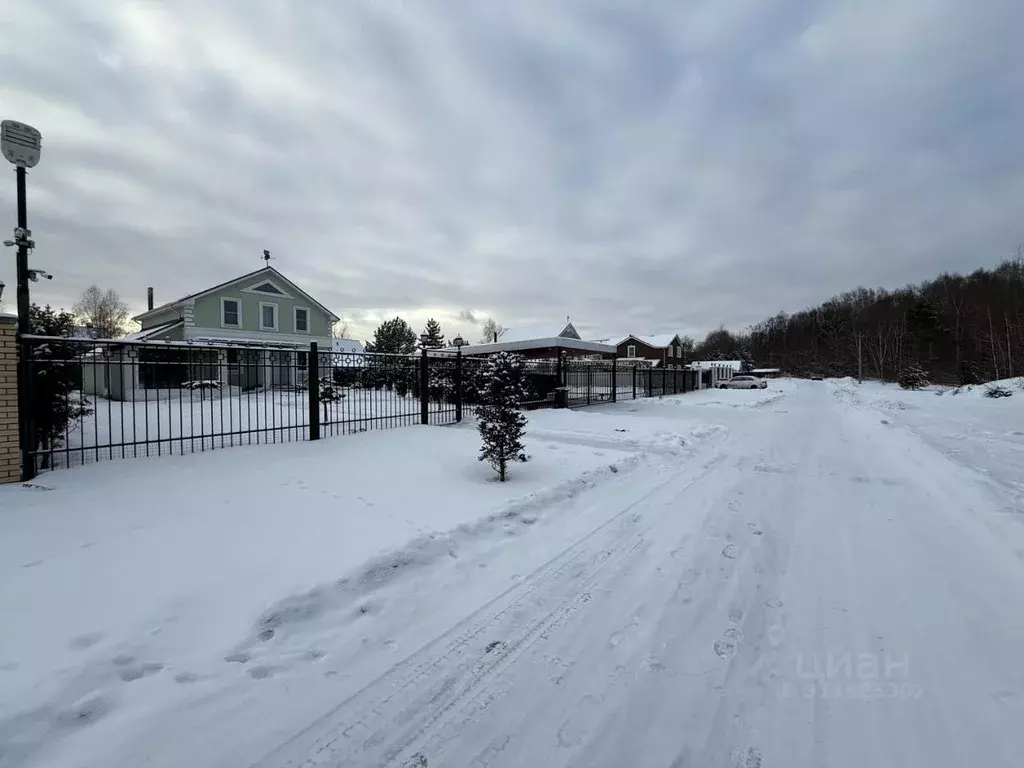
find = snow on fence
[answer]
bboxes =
[21,336,698,472]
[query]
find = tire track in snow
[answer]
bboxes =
[257,456,723,768]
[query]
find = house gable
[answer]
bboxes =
[133,267,339,334]
[559,322,582,340]
[620,333,682,350]
[241,279,294,299]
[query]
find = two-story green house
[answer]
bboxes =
[128,266,339,390]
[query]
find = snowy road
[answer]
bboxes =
[249,382,1024,768]
[10,381,1024,768]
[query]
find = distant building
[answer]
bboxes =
[616,334,687,369]
[687,360,742,388]
[461,321,615,360]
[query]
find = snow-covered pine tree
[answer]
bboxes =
[422,318,445,349]
[476,351,528,482]
[898,363,930,390]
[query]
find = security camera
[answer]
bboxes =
[27,269,53,282]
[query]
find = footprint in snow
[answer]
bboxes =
[68,632,104,651]
[714,628,743,661]
[115,659,164,683]
[248,664,276,680]
[722,543,738,559]
[733,746,763,768]
[746,523,763,536]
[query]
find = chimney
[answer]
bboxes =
[147,287,154,311]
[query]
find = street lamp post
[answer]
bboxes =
[2,119,42,483]
[1,120,42,337]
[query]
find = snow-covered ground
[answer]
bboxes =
[830,376,1024,509]
[3,379,1023,768]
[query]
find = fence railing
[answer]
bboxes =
[20,335,700,473]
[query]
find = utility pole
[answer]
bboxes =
[14,165,28,335]
[857,332,864,383]
[2,119,43,483]
[2,120,41,336]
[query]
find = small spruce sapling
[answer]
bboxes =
[476,351,528,482]
[897,364,929,390]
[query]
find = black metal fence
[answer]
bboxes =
[20,335,700,474]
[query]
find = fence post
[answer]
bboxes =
[587,363,591,406]
[307,341,320,441]
[632,365,637,400]
[420,347,429,425]
[611,357,617,403]
[0,317,22,483]
[454,347,463,422]
[662,366,667,397]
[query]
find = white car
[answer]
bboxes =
[719,375,768,390]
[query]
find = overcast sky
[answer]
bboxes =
[2,0,1022,343]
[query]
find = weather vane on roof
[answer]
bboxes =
[262,249,272,265]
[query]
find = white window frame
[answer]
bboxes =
[627,344,636,358]
[259,301,279,331]
[221,297,241,328]
[293,306,311,334]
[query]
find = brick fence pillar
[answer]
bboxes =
[0,314,20,484]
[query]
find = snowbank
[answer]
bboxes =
[826,376,1024,503]
[0,405,723,767]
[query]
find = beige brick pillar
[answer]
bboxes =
[0,314,20,484]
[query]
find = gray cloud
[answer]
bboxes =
[2,0,1022,342]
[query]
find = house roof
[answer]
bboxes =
[462,337,615,356]
[490,321,579,344]
[132,266,341,324]
[331,338,364,354]
[620,333,682,348]
[122,319,184,341]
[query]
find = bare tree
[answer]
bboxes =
[73,285,130,338]
[479,317,505,344]
[332,317,353,339]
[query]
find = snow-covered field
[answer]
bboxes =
[3,379,1023,768]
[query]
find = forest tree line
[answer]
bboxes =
[689,253,1024,385]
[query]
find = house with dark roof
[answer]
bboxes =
[616,334,687,368]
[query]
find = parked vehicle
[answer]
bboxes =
[810,374,824,381]
[719,375,768,390]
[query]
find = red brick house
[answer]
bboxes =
[617,334,687,369]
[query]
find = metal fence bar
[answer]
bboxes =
[308,341,320,441]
